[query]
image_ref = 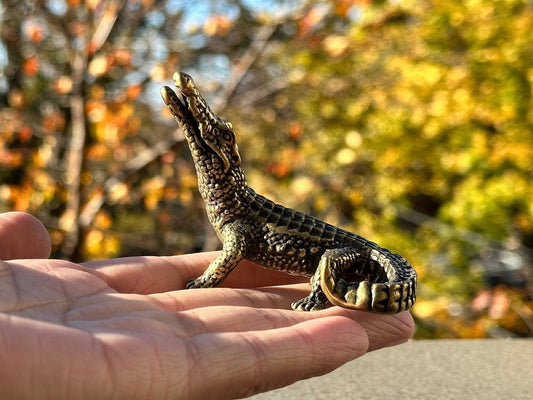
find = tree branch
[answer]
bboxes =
[214,23,279,111]
[59,48,88,258]
[59,1,127,259]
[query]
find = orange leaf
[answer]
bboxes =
[126,84,142,100]
[112,49,133,67]
[86,0,100,11]
[0,149,24,167]
[204,15,232,37]
[23,55,39,76]
[288,121,303,140]
[266,162,291,178]
[85,143,109,159]
[298,6,324,38]
[25,24,44,44]
[42,112,66,134]
[87,40,98,56]
[94,210,113,230]
[86,100,107,123]
[18,125,33,143]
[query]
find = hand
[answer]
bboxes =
[0,212,414,400]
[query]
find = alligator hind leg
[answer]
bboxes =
[292,248,369,312]
[291,272,329,311]
[316,247,415,313]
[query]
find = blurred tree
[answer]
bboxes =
[246,0,533,338]
[0,0,532,338]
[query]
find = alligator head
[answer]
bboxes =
[160,72,241,174]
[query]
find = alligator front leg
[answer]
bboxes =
[187,226,247,288]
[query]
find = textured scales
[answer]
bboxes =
[161,72,417,313]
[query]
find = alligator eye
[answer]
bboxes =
[222,131,233,142]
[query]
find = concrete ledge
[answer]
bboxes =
[250,339,532,399]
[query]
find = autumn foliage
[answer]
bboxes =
[1,0,532,338]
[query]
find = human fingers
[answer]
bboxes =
[0,212,51,260]
[185,316,368,399]
[152,290,413,352]
[353,310,415,351]
[205,306,413,353]
[83,252,307,294]
[166,302,383,338]
[149,283,310,311]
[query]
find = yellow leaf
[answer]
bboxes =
[335,148,357,165]
[109,182,130,203]
[94,211,112,230]
[322,35,350,58]
[88,56,108,78]
[54,76,73,94]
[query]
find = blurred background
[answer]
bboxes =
[1,0,532,338]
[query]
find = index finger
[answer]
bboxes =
[83,252,308,294]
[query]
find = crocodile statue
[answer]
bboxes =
[160,72,416,313]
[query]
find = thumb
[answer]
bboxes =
[0,212,51,260]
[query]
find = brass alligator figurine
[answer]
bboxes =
[161,72,416,313]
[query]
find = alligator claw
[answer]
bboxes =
[186,278,204,289]
[291,295,327,311]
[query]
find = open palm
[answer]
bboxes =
[0,212,414,399]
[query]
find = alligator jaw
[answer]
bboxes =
[160,86,189,121]
[173,71,195,96]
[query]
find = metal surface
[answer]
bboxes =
[161,72,417,312]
